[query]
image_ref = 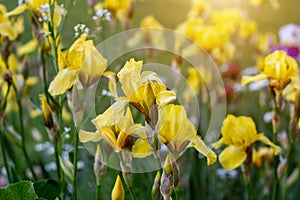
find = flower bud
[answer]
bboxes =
[94,145,106,185]
[152,171,162,200]
[111,175,125,200]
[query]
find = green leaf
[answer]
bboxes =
[0,180,38,200]
[34,179,60,200]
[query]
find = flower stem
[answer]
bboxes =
[0,126,13,183]
[174,188,180,200]
[95,184,101,200]
[270,89,282,200]
[12,83,37,180]
[72,129,79,200]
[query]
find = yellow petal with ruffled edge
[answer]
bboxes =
[92,100,128,130]
[117,58,143,100]
[156,90,176,106]
[241,74,267,86]
[220,114,258,147]
[103,71,118,98]
[79,130,103,142]
[132,138,152,158]
[48,68,79,96]
[219,145,247,170]
[256,134,281,155]
[191,137,217,165]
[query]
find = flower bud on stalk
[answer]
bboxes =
[120,151,132,187]
[94,145,106,185]
[152,171,162,200]
[160,154,179,200]
[111,175,125,200]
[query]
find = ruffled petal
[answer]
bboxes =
[156,90,176,106]
[48,68,79,96]
[132,138,152,158]
[241,74,267,86]
[103,71,118,98]
[79,130,102,143]
[219,145,247,170]
[191,137,217,165]
[257,133,281,155]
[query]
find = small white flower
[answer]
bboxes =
[93,8,111,21]
[74,23,90,37]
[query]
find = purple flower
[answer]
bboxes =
[278,23,300,44]
[271,45,300,61]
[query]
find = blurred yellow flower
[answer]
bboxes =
[283,78,300,102]
[27,0,48,12]
[239,20,257,40]
[214,114,281,170]
[117,58,176,115]
[96,0,132,24]
[0,4,25,40]
[48,35,107,96]
[128,15,165,49]
[249,0,280,10]
[252,147,274,168]
[111,175,124,200]
[187,0,211,19]
[256,32,277,53]
[242,50,299,90]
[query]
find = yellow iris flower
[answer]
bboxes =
[132,104,217,165]
[242,50,298,90]
[48,35,107,96]
[214,114,281,170]
[79,100,147,153]
[117,58,176,115]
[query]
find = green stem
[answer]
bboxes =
[270,90,281,200]
[127,185,137,200]
[242,166,251,200]
[12,83,37,180]
[72,129,79,200]
[0,126,13,183]
[95,184,101,200]
[174,188,180,200]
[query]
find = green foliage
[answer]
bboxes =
[0,180,40,200]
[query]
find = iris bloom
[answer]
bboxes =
[48,35,107,96]
[79,100,147,153]
[132,104,217,165]
[214,114,281,170]
[242,50,298,90]
[117,58,176,116]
